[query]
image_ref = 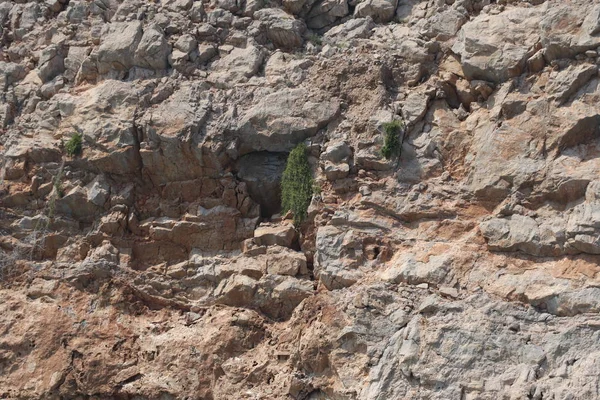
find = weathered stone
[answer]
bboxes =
[402,91,430,126]
[324,17,375,40]
[96,21,142,75]
[527,50,545,73]
[0,61,27,90]
[164,0,193,12]
[264,246,307,276]
[174,34,197,54]
[354,0,397,23]
[264,51,312,85]
[254,223,297,248]
[323,161,350,180]
[258,275,313,319]
[4,1,600,399]
[215,274,258,306]
[546,64,597,104]
[37,45,65,83]
[304,0,349,30]
[322,141,352,163]
[86,175,111,207]
[541,3,600,61]
[254,8,306,49]
[420,8,467,41]
[139,83,210,183]
[197,44,218,64]
[207,9,234,27]
[452,7,541,82]
[211,0,242,13]
[381,252,452,287]
[98,210,126,235]
[314,225,368,290]
[208,45,264,87]
[134,24,170,70]
[235,88,340,153]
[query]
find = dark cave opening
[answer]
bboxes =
[234,151,288,219]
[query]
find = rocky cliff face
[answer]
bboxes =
[2,0,600,399]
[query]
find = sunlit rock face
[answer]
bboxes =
[3,0,600,399]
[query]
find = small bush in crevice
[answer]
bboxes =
[307,32,323,46]
[312,183,322,196]
[381,120,404,160]
[65,133,83,157]
[281,143,314,226]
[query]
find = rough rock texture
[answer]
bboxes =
[3,0,600,399]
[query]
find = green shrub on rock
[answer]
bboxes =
[65,133,83,157]
[381,120,404,160]
[281,143,313,226]
[307,32,323,46]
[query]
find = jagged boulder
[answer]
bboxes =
[255,8,306,49]
[134,24,171,70]
[234,88,340,153]
[37,45,65,83]
[254,223,297,248]
[546,64,597,104]
[314,225,365,289]
[208,45,264,87]
[480,182,600,256]
[419,8,467,41]
[324,17,375,40]
[452,7,541,82]
[283,0,349,29]
[96,21,143,75]
[0,61,27,90]
[354,0,397,23]
[541,2,600,60]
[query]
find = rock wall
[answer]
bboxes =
[2,0,600,399]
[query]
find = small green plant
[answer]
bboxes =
[381,120,404,160]
[307,32,322,46]
[65,133,83,157]
[281,143,314,226]
[312,183,322,195]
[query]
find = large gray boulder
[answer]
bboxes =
[37,45,65,83]
[96,21,143,75]
[354,0,397,23]
[134,24,170,70]
[208,45,264,87]
[139,83,210,184]
[380,252,452,286]
[315,225,365,289]
[541,2,600,61]
[53,80,142,175]
[305,0,349,30]
[419,8,468,41]
[64,46,89,82]
[479,215,555,256]
[0,61,27,90]
[324,17,375,40]
[480,181,600,256]
[255,8,306,49]
[452,7,541,82]
[234,88,340,153]
[254,223,297,248]
[546,64,597,105]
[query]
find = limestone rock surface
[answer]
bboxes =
[3,0,600,399]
